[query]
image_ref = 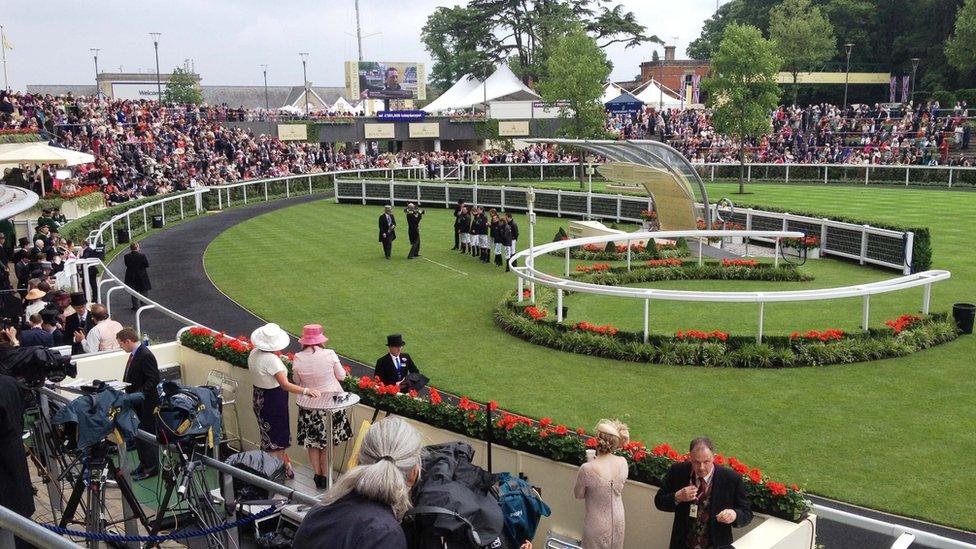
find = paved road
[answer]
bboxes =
[105,196,976,549]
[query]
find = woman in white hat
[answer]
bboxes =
[248,323,320,478]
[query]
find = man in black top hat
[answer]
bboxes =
[375,334,421,392]
[64,292,93,355]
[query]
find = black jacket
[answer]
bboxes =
[471,214,488,235]
[64,311,95,355]
[375,352,419,388]
[508,219,519,241]
[124,344,160,417]
[378,213,397,242]
[653,462,753,549]
[0,374,34,517]
[123,251,151,291]
[293,493,406,549]
[456,213,471,233]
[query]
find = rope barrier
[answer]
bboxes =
[40,501,281,543]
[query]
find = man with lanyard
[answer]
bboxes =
[374,334,420,393]
[653,437,752,549]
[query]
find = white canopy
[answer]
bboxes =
[601,82,627,104]
[424,66,540,112]
[0,142,95,166]
[332,97,355,113]
[422,73,483,113]
[278,105,304,114]
[634,79,682,109]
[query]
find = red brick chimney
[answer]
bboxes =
[664,45,676,62]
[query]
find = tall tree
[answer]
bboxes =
[946,0,976,77]
[161,67,202,105]
[423,0,657,86]
[537,29,611,187]
[769,0,836,105]
[702,24,781,194]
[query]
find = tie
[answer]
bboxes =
[124,353,133,381]
[395,356,402,377]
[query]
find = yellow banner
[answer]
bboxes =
[776,72,891,85]
[277,124,308,141]
[498,121,530,137]
[409,122,439,138]
[364,123,396,139]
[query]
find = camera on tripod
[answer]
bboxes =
[52,380,144,453]
[154,381,223,448]
[0,345,77,388]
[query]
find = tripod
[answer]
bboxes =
[58,441,152,548]
[143,440,227,549]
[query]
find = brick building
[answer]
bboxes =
[639,46,710,102]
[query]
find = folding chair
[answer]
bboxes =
[206,369,242,451]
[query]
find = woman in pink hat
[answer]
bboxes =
[292,324,353,489]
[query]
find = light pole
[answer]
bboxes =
[658,51,664,110]
[150,32,162,103]
[842,43,853,113]
[90,48,100,99]
[526,187,536,304]
[910,57,920,105]
[261,64,270,111]
[299,52,310,117]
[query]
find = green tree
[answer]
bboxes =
[161,67,202,105]
[946,0,976,76]
[702,24,781,194]
[421,6,498,92]
[537,29,611,187]
[769,0,836,105]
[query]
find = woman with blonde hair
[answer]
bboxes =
[575,419,630,549]
[291,324,353,489]
[292,416,422,549]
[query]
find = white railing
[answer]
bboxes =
[334,179,915,273]
[509,229,950,342]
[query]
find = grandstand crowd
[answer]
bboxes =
[0,90,972,205]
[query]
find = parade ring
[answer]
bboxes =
[509,229,951,341]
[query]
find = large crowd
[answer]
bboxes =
[1,90,974,207]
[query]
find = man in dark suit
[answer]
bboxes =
[64,292,93,355]
[405,203,424,259]
[123,242,151,310]
[451,199,465,250]
[19,314,53,347]
[375,334,420,393]
[378,205,396,260]
[117,327,159,480]
[654,437,753,549]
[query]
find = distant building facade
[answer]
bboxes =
[639,46,710,102]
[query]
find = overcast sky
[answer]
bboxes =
[1,0,718,92]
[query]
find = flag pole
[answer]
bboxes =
[0,26,8,91]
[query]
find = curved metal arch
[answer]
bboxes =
[526,138,711,226]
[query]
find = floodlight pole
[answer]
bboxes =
[0,26,9,92]
[150,33,162,103]
[261,64,270,111]
[527,187,536,304]
[843,43,853,113]
[910,58,920,105]
[90,48,100,99]
[355,0,364,61]
[299,52,310,117]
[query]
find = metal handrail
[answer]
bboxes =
[0,504,80,549]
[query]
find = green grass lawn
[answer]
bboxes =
[204,185,976,530]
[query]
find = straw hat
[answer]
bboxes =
[25,289,46,301]
[250,323,290,352]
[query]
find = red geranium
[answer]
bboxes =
[722,258,759,268]
[646,258,683,268]
[790,328,844,342]
[749,468,763,484]
[766,481,788,496]
[429,387,442,405]
[885,314,923,334]
[572,321,620,337]
[487,400,498,412]
[523,306,548,320]
[575,263,611,273]
[585,437,598,449]
[675,329,729,342]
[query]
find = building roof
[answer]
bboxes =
[25,84,347,109]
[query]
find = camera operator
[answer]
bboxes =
[405,202,424,260]
[0,328,33,539]
[117,328,159,480]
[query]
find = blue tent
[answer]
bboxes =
[605,91,644,114]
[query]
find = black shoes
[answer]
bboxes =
[314,474,327,489]
[131,467,158,481]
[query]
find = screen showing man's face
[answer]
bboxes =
[385,69,400,88]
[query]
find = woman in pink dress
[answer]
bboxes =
[291,324,353,489]
[574,419,630,549]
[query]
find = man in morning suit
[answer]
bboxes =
[375,334,420,393]
[123,242,151,310]
[654,437,753,549]
[64,292,94,355]
[378,205,396,260]
[117,328,160,480]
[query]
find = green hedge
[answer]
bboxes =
[571,262,813,285]
[36,191,105,213]
[59,191,200,247]
[495,289,958,368]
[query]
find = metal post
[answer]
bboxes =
[179,195,184,219]
[517,276,524,302]
[564,248,570,277]
[286,178,290,197]
[643,299,649,344]
[135,304,156,338]
[150,33,162,102]
[243,185,247,204]
[698,238,704,266]
[110,220,116,249]
[265,182,269,201]
[843,43,854,112]
[859,226,869,265]
[774,238,780,268]
[627,239,632,272]
[557,289,563,322]
[922,284,932,314]
[757,301,765,343]
[862,295,870,330]
[217,190,223,210]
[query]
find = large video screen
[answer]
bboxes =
[345,61,426,101]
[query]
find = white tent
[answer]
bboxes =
[634,79,682,109]
[0,143,95,167]
[601,82,627,104]
[332,97,355,113]
[278,105,303,114]
[422,74,483,113]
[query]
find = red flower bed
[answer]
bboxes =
[676,329,729,342]
[44,185,101,200]
[523,306,548,320]
[572,321,619,336]
[722,258,759,268]
[885,314,923,333]
[790,329,844,342]
[575,263,611,273]
[781,236,821,250]
[646,258,683,267]
[640,209,657,221]
[521,289,532,299]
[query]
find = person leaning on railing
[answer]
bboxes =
[292,417,422,549]
[575,419,630,549]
